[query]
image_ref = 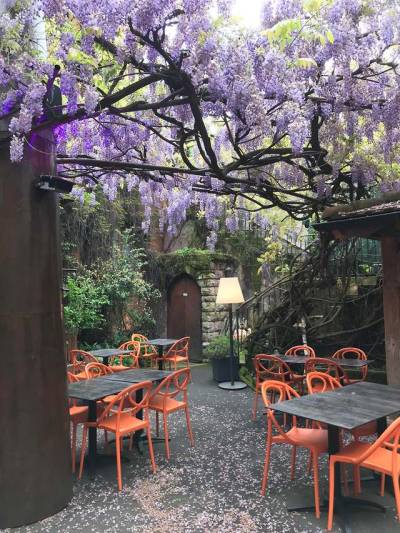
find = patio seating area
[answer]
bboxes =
[12,365,400,533]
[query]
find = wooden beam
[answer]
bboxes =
[381,237,400,386]
[0,126,72,527]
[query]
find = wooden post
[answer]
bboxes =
[381,237,400,386]
[0,128,72,528]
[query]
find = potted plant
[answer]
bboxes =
[204,335,240,382]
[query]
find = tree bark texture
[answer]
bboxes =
[0,127,72,528]
[381,237,400,386]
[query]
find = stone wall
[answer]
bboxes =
[197,264,229,346]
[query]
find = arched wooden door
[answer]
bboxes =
[167,274,202,361]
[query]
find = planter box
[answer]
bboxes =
[211,357,239,382]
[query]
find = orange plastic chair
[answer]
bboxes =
[67,372,88,473]
[148,368,194,460]
[131,333,158,367]
[84,362,114,379]
[327,416,400,530]
[69,350,98,379]
[79,381,156,490]
[109,341,140,372]
[306,370,377,494]
[305,358,349,388]
[285,344,316,358]
[261,380,328,518]
[162,337,190,371]
[306,371,342,394]
[252,354,305,420]
[332,347,368,383]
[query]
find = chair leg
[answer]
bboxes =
[78,425,88,479]
[252,386,259,421]
[184,406,194,446]
[312,452,320,519]
[261,434,272,495]
[156,411,159,437]
[146,426,157,473]
[307,450,312,474]
[290,445,297,480]
[327,458,336,531]
[71,423,77,473]
[353,465,361,495]
[163,414,171,460]
[116,435,122,491]
[380,473,386,496]
[392,473,400,521]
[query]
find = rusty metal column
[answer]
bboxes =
[0,127,72,528]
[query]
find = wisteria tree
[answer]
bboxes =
[2,0,400,242]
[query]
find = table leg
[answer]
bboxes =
[87,401,97,478]
[158,345,164,371]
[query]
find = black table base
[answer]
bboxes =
[287,494,386,533]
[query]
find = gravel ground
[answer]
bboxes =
[7,365,399,533]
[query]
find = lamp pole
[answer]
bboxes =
[216,276,247,391]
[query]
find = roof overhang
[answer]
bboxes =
[314,211,400,240]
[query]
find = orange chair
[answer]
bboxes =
[109,341,140,372]
[306,371,342,394]
[162,337,190,371]
[252,354,305,420]
[307,370,377,494]
[79,381,156,490]
[305,358,349,389]
[69,350,98,379]
[285,344,316,358]
[148,368,194,460]
[132,333,158,367]
[67,372,88,473]
[84,362,114,379]
[332,347,368,383]
[261,380,328,518]
[327,416,400,530]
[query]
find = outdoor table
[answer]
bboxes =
[276,354,372,368]
[268,382,400,531]
[88,348,132,366]
[68,370,172,477]
[147,338,178,370]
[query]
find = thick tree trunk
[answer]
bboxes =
[0,129,72,528]
[381,237,400,386]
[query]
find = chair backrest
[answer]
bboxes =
[67,372,80,407]
[110,341,140,367]
[165,337,190,358]
[332,347,367,360]
[285,344,316,357]
[97,381,153,428]
[332,347,368,379]
[356,416,400,475]
[305,357,348,385]
[306,371,342,394]
[260,380,300,443]
[131,333,148,342]
[85,362,114,379]
[150,368,191,407]
[70,349,98,365]
[253,354,294,384]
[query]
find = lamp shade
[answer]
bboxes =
[216,277,244,304]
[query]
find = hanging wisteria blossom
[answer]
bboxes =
[1,0,400,240]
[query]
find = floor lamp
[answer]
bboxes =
[216,277,247,390]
